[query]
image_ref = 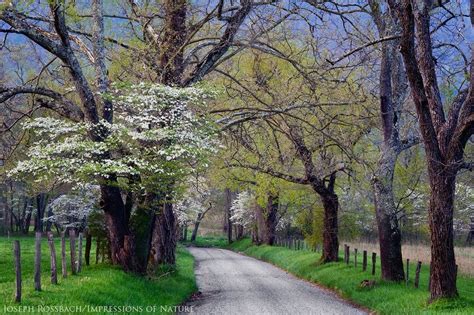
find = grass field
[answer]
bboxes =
[0,236,197,314]
[345,241,474,278]
[181,235,228,248]
[188,236,474,314]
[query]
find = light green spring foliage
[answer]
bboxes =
[8,83,219,193]
[206,39,377,235]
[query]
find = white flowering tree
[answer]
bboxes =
[44,184,100,231]
[9,84,218,192]
[230,191,255,229]
[175,175,213,242]
[8,83,219,271]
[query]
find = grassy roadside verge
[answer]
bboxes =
[0,236,197,314]
[181,235,228,248]
[190,236,474,314]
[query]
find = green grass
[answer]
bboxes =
[0,236,197,314]
[181,234,228,248]
[194,236,474,315]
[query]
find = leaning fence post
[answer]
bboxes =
[61,232,67,278]
[371,252,376,275]
[414,261,422,288]
[354,248,358,268]
[47,232,58,285]
[34,232,42,291]
[363,250,367,271]
[13,240,21,302]
[78,233,83,273]
[69,229,77,275]
[406,259,410,286]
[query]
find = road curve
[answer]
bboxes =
[181,247,367,315]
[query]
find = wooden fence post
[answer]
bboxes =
[362,250,367,271]
[354,248,358,268]
[78,233,83,273]
[371,252,376,275]
[13,240,21,302]
[406,259,410,286]
[47,232,58,285]
[61,232,67,278]
[415,261,422,288]
[346,245,350,264]
[85,231,92,266]
[34,232,41,291]
[69,229,77,275]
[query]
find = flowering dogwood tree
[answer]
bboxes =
[8,83,219,271]
[44,184,100,231]
[9,84,219,194]
[230,191,255,228]
[175,175,213,241]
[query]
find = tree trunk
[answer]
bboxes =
[148,201,176,268]
[253,203,265,245]
[100,184,138,272]
[429,170,457,299]
[262,194,278,245]
[45,205,54,232]
[235,224,244,240]
[373,149,405,281]
[85,230,92,266]
[320,193,339,262]
[22,198,32,235]
[190,214,203,242]
[183,223,188,241]
[159,0,187,84]
[35,193,48,233]
[225,188,233,243]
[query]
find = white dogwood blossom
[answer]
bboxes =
[174,175,212,225]
[9,84,219,191]
[230,191,255,228]
[44,184,100,229]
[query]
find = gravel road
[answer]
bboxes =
[181,247,367,315]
